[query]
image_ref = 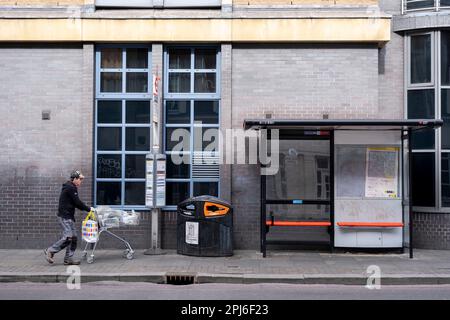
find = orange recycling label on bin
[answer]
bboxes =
[204,202,229,217]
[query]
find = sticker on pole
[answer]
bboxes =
[185,221,199,245]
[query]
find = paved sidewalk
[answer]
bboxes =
[1,249,450,285]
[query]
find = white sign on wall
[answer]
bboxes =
[365,147,399,198]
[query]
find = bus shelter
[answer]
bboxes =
[243,119,443,258]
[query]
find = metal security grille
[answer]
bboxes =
[165,274,196,285]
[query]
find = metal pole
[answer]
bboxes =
[408,128,414,259]
[261,169,267,258]
[260,129,268,258]
[401,131,405,254]
[329,130,335,253]
[145,46,165,256]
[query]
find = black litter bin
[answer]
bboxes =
[177,195,233,257]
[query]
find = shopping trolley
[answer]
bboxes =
[81,206,139,264]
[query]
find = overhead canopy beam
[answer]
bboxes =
[244,119,443,131]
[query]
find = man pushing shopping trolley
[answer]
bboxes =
[43,169,140,265]
[44,170,94,265]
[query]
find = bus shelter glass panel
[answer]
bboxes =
[266,140,330,201]
[265,137,331,246]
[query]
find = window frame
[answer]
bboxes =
[164,46,221,100]
[163,45,221,210]
[442,151,450,207]
[96,44,152,100]
[94,44,152,210]
[405,31,450,212]
[408,32,435,88]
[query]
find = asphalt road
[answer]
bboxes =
[1,282,450,300]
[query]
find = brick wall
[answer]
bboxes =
[0,176,152,249]
[161,211,177,249]
[229,44,381,249]
[231,44,379,127]
[0,44,87,248]
[413,213,450,250]
[0,177,62,248]
[378,0,404,120]
[0,44,152,249]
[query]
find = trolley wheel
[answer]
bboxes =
[123,249,130,258]
[126,252,134,260]
[87,256,94,264]
[82,251,87,259]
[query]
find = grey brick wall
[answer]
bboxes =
[231,44,380,127]
[378,0,403,120]
[414,213,450,250]
[0,44,152,249]
[0,44,89,248]
[230,44,381,249]
[161,211,177,249]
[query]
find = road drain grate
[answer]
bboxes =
[165,274,196,285]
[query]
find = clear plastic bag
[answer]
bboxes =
[101,217,121,228]
[120,210,140,226]
[96,206,121,228]
[96,206,139,227]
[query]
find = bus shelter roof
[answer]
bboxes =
[243,119,443,131]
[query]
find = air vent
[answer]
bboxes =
[42,110,51,120]
[192,152,220,179]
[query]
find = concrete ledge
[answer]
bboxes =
[242,274,306,284]
[303,274,366,285]
[393,12,450,32]
[58,273,122,283]
[197,273,244,284]
[2,272,450,285]
[0,17,391,43]
[0,273,58,283]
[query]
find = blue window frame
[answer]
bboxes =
[95,45,152,209]
[164,46,221,208]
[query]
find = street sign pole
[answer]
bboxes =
[145,68,166,255]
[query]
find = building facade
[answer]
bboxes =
[0,0,449,250]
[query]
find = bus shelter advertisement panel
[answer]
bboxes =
[365,147,399,199]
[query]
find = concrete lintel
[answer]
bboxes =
[393,12,450,33]
[0,17,391,43]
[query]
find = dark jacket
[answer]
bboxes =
[58,181,90,221]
